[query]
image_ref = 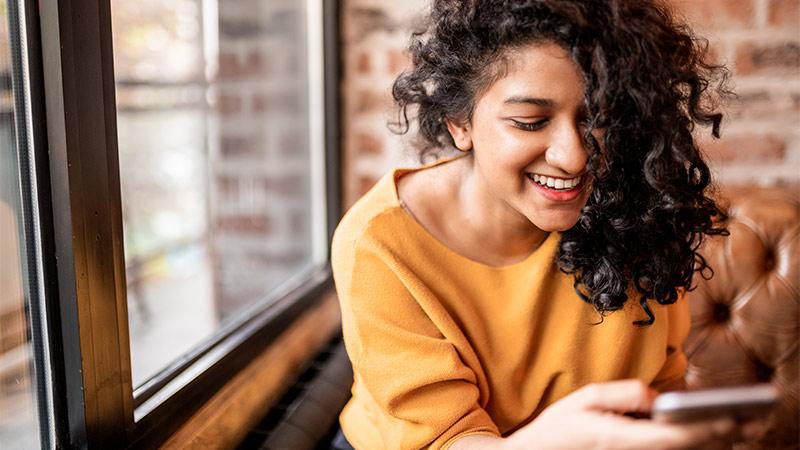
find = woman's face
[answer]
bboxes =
[447,42,594,233]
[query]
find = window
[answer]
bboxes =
[112,0,329,393]
[1,0,340,447]
[0,1,48,447]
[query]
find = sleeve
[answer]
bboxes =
[333,235,500,450]
[650,290,691,391]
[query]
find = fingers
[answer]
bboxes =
[583,413,736,450]
[568,379,659,414]
[623,416,737,450]
[549,380,748,449]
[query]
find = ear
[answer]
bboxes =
[446,118,473,151]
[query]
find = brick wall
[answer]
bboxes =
[212,0,313,318]
[340,0,800,207]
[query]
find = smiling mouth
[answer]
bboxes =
[527,173,583,191]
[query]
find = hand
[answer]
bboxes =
[503,379,737,450]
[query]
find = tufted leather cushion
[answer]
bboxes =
[686,186,799,449]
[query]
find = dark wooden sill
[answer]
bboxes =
[159,290,342,449]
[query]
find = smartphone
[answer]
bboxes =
[652,384,781,423]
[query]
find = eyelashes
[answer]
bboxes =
[510,115,590,132]
[511,118,549,131]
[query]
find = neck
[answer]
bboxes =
[452,156,550,266]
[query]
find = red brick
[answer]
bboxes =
[387,49,410,75]
[769,0,800,27]
[218,50,267,79]
[216,215,272,234]
[671,0,754,29]
[253,91,301,114]
[259,176,305,196]
[729,90,800,119]
[218,52,238,75]
[356,52,371,74]
[357,175,379,196]
[221,135,262,158]
[735,42,800,75]
[217,93,242,114]
[352,89,390,114]
[348,7,395,40]
[702,46,721,67]
[216,175,239,195]
[701,135,787,162]
[355,132,384,155]
[278,131,307,155]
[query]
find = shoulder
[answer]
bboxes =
[396,155,467,229]
[332,172,409,271]
[332,156,468,281]
[333,156,463,256]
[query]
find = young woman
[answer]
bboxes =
[331,1,747,448]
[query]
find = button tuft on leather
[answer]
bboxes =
[712,302,730,323]
[754,362,775,382]
[763,248,776,272]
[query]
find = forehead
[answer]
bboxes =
[479,43,585,107]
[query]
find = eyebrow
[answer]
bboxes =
[503,96,555,107]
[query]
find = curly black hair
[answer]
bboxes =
[392,0,730,325]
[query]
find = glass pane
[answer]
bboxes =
[112,0,323,388]
[0,0,43,448]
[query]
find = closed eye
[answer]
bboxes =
[510,118,549,131]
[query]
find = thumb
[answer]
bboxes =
[571,379,658,414]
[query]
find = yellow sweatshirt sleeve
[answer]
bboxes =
[335,235,500,449]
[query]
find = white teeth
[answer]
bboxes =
[530,174,583,191]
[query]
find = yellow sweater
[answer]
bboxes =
[332,164,690,450]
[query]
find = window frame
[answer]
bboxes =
[32,0,341,447]
[4,0,58,446]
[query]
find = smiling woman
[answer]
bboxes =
[330,1,738,450]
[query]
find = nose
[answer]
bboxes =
[545,122,588,175]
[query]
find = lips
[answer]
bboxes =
[526,173,586,202]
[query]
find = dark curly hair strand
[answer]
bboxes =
[392,0,730,325]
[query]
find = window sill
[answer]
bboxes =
[159,289,342,449]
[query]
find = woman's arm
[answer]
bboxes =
[334,232,501,448]
[450,380,738,450]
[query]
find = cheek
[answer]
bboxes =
[476,130,543,171]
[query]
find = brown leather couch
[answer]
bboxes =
[686,186,799,449]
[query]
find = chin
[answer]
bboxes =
[531,215,582,233]
[541,223,578,233]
